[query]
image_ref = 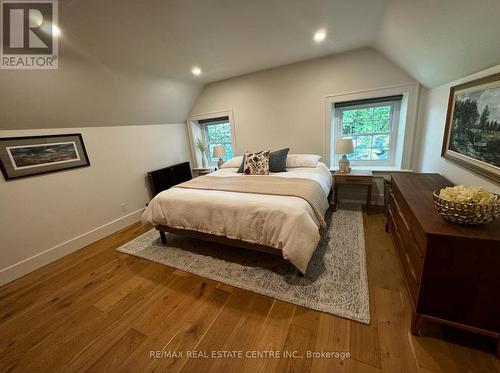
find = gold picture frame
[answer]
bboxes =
[442,72,500,184]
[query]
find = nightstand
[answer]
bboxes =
[192,167,216,177]
[333,170,373,213]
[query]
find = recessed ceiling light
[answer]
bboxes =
[313,29,326,43]
[191,66,202,76]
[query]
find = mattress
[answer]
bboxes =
[142,162,332,273]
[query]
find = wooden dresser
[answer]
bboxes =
[386,173,500,356]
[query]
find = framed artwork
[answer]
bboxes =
[0,134,90,180]
[442,72,500,183]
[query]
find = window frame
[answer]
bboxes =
[187,110,237,169]
[324,84,420,171]
[203,120,234,164]
[333,98,401,167]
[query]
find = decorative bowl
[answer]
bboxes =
[432,190,500,225]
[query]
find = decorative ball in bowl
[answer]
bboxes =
[433,185,500,225]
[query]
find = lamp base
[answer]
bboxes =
[217,158,224,169]
[338,155,351,173]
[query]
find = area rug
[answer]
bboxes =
[117,206,369,324]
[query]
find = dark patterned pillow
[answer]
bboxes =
[243,150,271,175]
[237,148,289,173]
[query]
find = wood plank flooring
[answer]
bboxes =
[0,212,499,372]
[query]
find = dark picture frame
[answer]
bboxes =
[442,72,500,184]
[0,134,90,181]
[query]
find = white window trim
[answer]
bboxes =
[333,100,401,167]
[187,109,237,168]
[323,83,420,171]
[203,122,233,163]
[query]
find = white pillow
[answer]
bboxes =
[220,155,243,168]
[286,154,321,168]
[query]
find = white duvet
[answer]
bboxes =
[142,162,332,273]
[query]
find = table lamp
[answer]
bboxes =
[213,146,227,169]
[335,138,354,173]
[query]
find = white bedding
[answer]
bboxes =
[142,162,332,273]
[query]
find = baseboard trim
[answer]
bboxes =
[0,208,145,286]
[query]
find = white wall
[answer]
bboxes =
[416,65,500,193]
[190,47,417,160]
[0,124,192,285]
[0,48,201,284]
[190,47,418,204]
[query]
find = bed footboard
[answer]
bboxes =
[155,226,308,275]
[155,225,283,256]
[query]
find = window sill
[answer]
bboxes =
[330,165,413,173]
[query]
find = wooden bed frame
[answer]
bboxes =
[153,189,332,276]
[156,225,283,256]
[155,224,307,275]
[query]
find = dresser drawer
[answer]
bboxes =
[387,206,419,307]
[388,194,424,278]
[390,183,427,254]
[335,176,372,184]
[405,238,423,279]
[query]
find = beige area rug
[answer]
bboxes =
[117,206,369,324]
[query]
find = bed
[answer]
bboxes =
[142,161,332,274]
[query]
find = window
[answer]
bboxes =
[198,116,234,163]
[333,95,402,166]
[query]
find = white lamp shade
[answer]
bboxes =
[212,145,227,158]
[335,138,354,154]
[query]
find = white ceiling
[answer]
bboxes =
[60,0,385,82]
[376,0,500,88]
[59,0,500,88]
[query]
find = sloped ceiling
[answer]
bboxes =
[59,0,385,83]
[2,0,499,130]
[56,0,500,89]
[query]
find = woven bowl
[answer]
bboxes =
[432,190,500,225]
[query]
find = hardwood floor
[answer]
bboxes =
[0,212,498,372]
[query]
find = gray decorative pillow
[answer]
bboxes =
[243,150,271,175]
[269,148,289,172]
[237,148,289,173]
[237,153,247,173]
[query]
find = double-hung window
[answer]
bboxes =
[333,95,402,166]
[198,116,234,163]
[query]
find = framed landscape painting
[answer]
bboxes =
[442,72,500,183]
[0,134,90,180]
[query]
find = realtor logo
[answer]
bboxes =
[1,0,58,69]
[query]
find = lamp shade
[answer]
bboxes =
[334,138,354,154]
[212,145,227,158]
